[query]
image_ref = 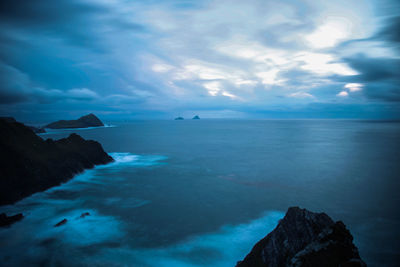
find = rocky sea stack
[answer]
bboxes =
[192,115,200,120]
[45,113,104,129]
[237,207,366,267]
[0,118,113,205]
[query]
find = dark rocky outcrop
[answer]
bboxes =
[192,115,200,120]
[79,212,90,218]
[45,113,104,129]
[174,117,184,120]
[237,207,366,267]
[0,213,24,227]
[0,118,114,205]
[54,218,68,227]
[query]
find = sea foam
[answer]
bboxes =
[72,211,284,267]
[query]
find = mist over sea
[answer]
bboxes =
[1,120,399,266]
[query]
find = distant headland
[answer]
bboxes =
[45,113,104,129]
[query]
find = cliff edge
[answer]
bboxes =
[0,118,113,205]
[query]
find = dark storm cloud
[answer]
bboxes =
[345,55,400,82]
[0,0,145,50]
[375,16,400,44]
[336,11,400,103]
[0,91,27,104]
[341,13,400,102]
[339,54,400,102]
[0,0,399,120]
[0,0,104,25]
[0,61,99,104]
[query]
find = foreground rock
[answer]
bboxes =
[45,113,104,129]
[237,207,366,267]
[0,213,24,227]
[0,118,114,205]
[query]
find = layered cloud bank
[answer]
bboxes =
[0,0,399,120]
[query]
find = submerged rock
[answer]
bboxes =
[0,213,24,227]
[79,212,90,218]
[45,113,104,129]
[54,218,68,227]
[192,115,200,120]
[236,207,366,267]
[0,118,114,205]
[174,117,184,120]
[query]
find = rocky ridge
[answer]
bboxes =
[0,118,113,205]
[237,207,366,267]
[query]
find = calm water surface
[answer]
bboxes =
[1,120,400,266]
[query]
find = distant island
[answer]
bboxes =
[45,113,104,129]
[237,207,366,267]
[0,117,113,206]
[174,115,200,120]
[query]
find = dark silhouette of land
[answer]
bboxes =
[237,207,366,267]
[45,113,104,129]
[0,118,113,206]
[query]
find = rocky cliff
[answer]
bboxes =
[237,207,366,267]
[0,118,113,205]
[45,113,104,129]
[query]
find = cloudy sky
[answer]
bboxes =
[0,0,399,121]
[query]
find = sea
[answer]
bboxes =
[1,119,399,267]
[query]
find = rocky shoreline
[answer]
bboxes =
[0,117,113,206]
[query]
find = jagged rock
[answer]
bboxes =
[236,207,366,267]
[0,213,24,227]
[174,117,184,120]
[192,115,200,120]
[79,212,90,218]
[0,119,114,205]
[45,113,104,129]
[54,218,68,227]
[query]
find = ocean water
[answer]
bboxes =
[1,120,400,266]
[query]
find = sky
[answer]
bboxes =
[0,0,399,122]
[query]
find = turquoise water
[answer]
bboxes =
[1,120,400,266]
